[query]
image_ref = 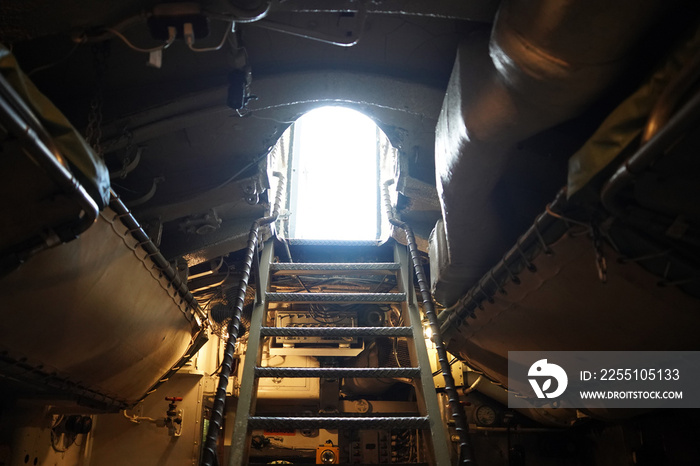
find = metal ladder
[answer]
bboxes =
[227,239,454,465]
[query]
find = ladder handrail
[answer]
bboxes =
[201,172,285,466]
[383,179,475,465]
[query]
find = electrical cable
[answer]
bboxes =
[432,357,459,377]
[185,22,233,52]
[545,203,591,229]
[106,26,176,53]
[122,409,157,424]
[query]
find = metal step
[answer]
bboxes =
[265,292,406,303]
[270,262,400,275]
[260,326,413,337]
[247,416,430,430]
[251,464,428,466]
[254,367,421,378]
[286,239,382,247]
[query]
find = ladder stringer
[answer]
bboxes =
[396,242,454,466]
[229,240,275,466]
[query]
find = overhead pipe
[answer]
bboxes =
[124,176,164,208]
[601,86,700,217]
[435,0,671,304]
[250,0,367,47]
[269,0,498,22]
[383,179,474,465]
[210,0,272,23]
[109,146,143,179]
[0,73,98,263]
[188,256,226,281]
[201,171,285,466]
[601,46,700,217]
[641,50,700,144]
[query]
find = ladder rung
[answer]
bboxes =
[286,239,381,247]
[248,416,429,430]
[254,367,421,378]
[260,326,413,337]
[265,292,406,303]
[251,464,427,466]
[270,262,400,274]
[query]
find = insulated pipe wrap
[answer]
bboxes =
[490,0,666,115]
[434,0,670,306]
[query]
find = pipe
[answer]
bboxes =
[212,0,272,23]
[268,0,498,22]
[122,410,158,424]
[601,87,700,217]
[250,0,367,47]
[642,51,700,144]
[0,73,98,261]
[462,374,483,395]
[383,179,474,465]
[465,0,668,150]
[435,0,670,305]
[109,146,143,179]
[189,272,232,294]
[201,171,286,466]
[188,256,226,281]
[124,176,164,208]
[72,12,150,43]
[601,46,700,216]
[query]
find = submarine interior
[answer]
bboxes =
[2,0,700,465]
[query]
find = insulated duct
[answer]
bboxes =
[434,0,671,305]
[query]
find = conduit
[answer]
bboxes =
[0,72,98,264]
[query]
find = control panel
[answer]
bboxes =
[269,310,363,356]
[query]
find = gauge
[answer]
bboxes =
[316,441,339,464]
[475,404,498,426]
[320,449,337,464]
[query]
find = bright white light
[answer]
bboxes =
[423,324,433,341]
[292,106,379,240]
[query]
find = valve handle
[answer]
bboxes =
[165,396,183,402]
